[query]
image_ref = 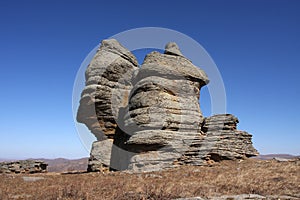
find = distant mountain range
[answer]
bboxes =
[1,154,299,173]
[254,154,299,160]
[38,158,89,172]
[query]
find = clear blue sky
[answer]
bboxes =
[0,0,299,159]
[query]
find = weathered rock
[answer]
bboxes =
[77,39,138,140]
[118,44,209,172]
[200,114,259,161]
[87,140,113,172]
[76,39,258,172]
[132,51,209,86]
[210,194,266,200]
[0,160,47,174]
[202,114,238,132]
[77,39,138,172]
[176,194,300,200]
[176,198,205,200]
[121,114,258,172]
[126,47,209,131]
[123,130,204,172]
[164,42,184,57]
[22,176,45,182]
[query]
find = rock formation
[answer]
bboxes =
[77,39,138,140]
[77,39,258,172]
[115,43,210,172]
[76,39,138,172]
[0,160,47,174]
[200,114,258,161]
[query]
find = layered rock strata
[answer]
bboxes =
[77,39,138,172]
[76,39,258,172]
[200,114,259,161]
[77,39,138,140]
[0,160,47,174]
[116,43,209,172]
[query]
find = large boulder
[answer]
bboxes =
[87,139,113,172]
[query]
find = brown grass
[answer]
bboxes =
[0,158,299,200]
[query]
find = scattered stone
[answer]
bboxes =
[273,157,293,162]
[0,160,47,174]
[265,195,300,200]
[209,194,266,200]
[8,194,32,199]
[175,194,300,200]
[176,197,205,200]
[22,176,45,182]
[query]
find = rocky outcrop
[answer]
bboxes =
[115,43,209,172]
[125,43,209,132]
[77,39,138,140]
[76,39,258,172]
[77,39,138,171]
[202,114,238,132]
[0,160,47,174]
[200,114,258,161]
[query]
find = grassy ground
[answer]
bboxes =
[0,158,299,200]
